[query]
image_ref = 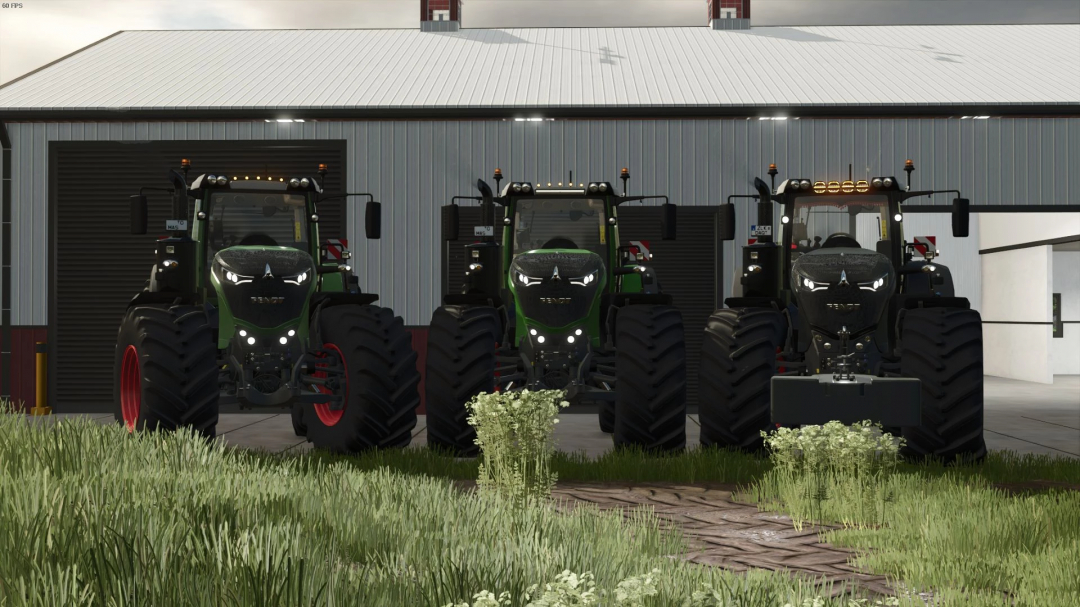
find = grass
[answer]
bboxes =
[3,406,1078,606]
[0,409,870,607]
[745,468,1080,607]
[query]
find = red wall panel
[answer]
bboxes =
[6,328,47,413]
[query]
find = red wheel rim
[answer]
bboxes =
[120,345,141,432]
[313,343,349,426]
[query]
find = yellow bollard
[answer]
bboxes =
[30,342,51,416]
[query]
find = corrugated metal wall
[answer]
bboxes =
[6,117,1078,325]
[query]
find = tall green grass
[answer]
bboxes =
[0,410,867,607]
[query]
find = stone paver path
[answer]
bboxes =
[545,483,896,598]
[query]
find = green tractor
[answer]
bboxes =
[115,159,420,453]
[700,161,986,464]
[425,169,687,456]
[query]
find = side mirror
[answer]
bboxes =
[660,203,677,240]
[365,201,382,239]
[442,204,460,241]
[719,203,736,241]
[130,195,148,235]
[753,177,772,205]
[952,197,970,237]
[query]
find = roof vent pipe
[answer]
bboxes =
[708,0,750,30]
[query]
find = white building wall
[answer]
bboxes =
[1052,250,1080,375]
[4,117,1078,326]
[979,213,1080,383]
[981,245,1053,383]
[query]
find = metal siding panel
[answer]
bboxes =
[8,117,1080,329]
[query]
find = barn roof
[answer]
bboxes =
[0,25,1076,116]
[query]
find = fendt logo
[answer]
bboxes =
[826,303,861,311]
[540,297,572,304]
[250,296,285,304]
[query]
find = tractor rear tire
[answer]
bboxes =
[599,401,615,433]
[698,307,786,453]
[113,303,220,439]
[899,306,987,464]
[291,403,307,437]
[303,305,420,453]
[613,305,687,453]
[424,305,501,457]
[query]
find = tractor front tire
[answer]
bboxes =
[291,403,307,437]
[424,305,501,457]
[697,307,786,453]
[599,401,615,433]
[613,305,687,453]
[303,305,420,453]
[113,303,220,439]
[899,306,987,464]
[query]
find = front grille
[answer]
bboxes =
[512,252,604,329]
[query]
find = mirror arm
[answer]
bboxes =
[317,193,375,204]
[897,189,961,202]
[727,194,760,205]
[614,195,668,206]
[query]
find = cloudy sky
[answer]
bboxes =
[1,0,1076,85]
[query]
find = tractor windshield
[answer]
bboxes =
[788,195,892,263]
[207,192,310,257]
[513,198,608,260]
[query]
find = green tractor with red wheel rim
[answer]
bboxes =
[114,159,419,453]
[700,161,986,464]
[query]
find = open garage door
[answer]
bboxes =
[49,141,346,413]
[444,205,721,409]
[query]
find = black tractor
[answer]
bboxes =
[424,169,687,456]
[115,160,419,453]
[700,161,986,464]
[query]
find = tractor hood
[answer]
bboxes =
[790,248,894,338]
[212,246,315,329]
[510,250,605,330]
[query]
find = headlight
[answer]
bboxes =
[789,180,801,191]
[800,179,811,189]
[283,271,309,285]
[859,274,889,291]
[512,184,522,193]
[516,272,541,286]
[289,178,301,187]
[871,177,884,188]
[570,270,597,286]
[882,177,894,188]
[223,270,253,285]
[598,183,608,192]
[522,183,532,193]
[216,176,228,185]
[300,177,311,188]
[796,273,828,292]
[588,184,599,193]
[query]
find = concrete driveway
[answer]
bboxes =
[37,376,1080,460]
